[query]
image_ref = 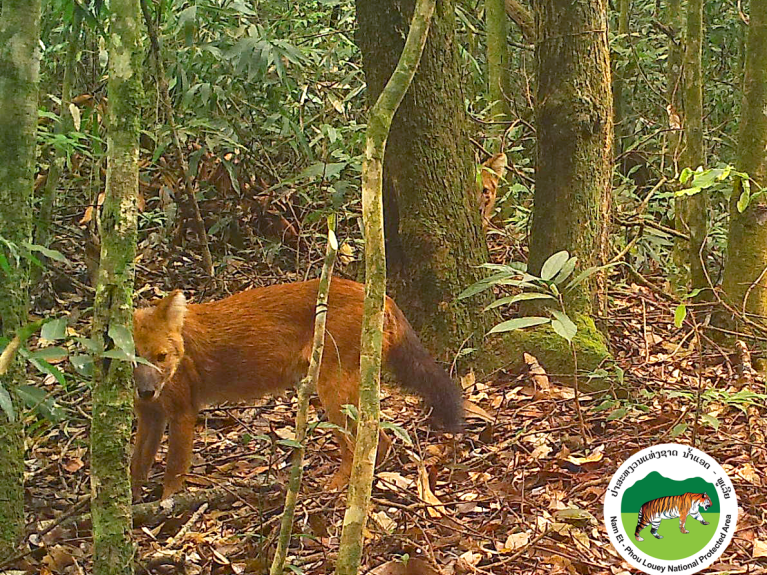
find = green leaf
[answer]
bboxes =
[676,186,702,197]
[483,292,556,311]
[341,403,358,420]
[380,420,413,446]
[670,423,687,438]
[674,304,687,328]
[23,242,71,264]
[30,347,68,361]
[540,250,569,281]
[41,318,67,341]
[737,189,750,213]
[70,355,93,377]
[488,316,550,334]
[277,438,303,449]
[606,407,628,421]
[553,257,578,285]
[76,337,103,355]
[550,309,577,342]
[679,167,693,184]
[701,413,720,430]
[108,324,134,356]
[102,348,136,362]
[16,384,64,422]
[0,383,14,422]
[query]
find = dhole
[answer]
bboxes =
[131,278,463,500]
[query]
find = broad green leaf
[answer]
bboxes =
[102,348,135,362]
[737,189,750,213]
[670,423,687,438]
[108,324,134,356]
[76,337,103,355]
[70,355,93,377]
[701,413,720,430]
[41,318,67,341]
[488,316,549,334]
[541,250,569,281]
[30,347,68,362]
[380,420,413,445]
[0,384,14,422]
[550,309,577,342]
[23,242,71,264]
[606,407,628,421]
[553,257,578,285]
[676,186,702,197]
[328,228,338,251]
[679,167,693,184]
[483,293,556,311]
[277,438,303,449]
[674,304,687,328]
[16,384,64,422]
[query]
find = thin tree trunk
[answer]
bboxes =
[505,0,535,43]
[90,0,143,572]
[613,0,629,153]
[140,0,214,277]
[270,224,337,575]
[356,0,495,359]
[34,8,82,260]
[679,0,708,294]
[336,1,435,572]
[722,2,767,348]
[0,0,41,561]
[487,0,511,127]
[666,0,683,172]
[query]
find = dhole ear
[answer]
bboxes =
[155,290,187,332]
[484,153,508,179]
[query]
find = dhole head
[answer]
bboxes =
[479,153,507,223]
[133,290,187,401]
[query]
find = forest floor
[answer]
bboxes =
[10,220,767,575]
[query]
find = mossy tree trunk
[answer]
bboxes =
[678,0,708,293]
[528,0,613,311]
[0,0,41,561]
[337,2,435,572]
[722,2,767,343]
[90,0,143,573]
[487,0,511,128]
[521,0,613,377]
[666,0,684,173]
[355,0,495,359]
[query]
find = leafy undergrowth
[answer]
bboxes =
[13,266,767,575]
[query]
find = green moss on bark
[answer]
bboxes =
[0,0,42,560]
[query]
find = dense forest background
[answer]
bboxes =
[0,0,765,573]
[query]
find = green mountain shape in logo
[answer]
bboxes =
[621,471,720,513]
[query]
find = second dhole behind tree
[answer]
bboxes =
[131,278,463,500]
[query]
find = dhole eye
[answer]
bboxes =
[156,352,167,362]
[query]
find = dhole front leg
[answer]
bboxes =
[163,414,197,499]
[131,401,167,500]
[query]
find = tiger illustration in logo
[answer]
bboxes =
[635,492,712,541]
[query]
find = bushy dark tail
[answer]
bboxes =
[384,302,463,432]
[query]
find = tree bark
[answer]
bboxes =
[505,0,535,43]
[355,0,495,358]
[528,0,613,314]
[679,0,708,294]
[0,0,41,561]
[722,2,767,346]
[90,0,143,573]
[337,1,435,573]
[612,0,630,153]
[487,0,511,127]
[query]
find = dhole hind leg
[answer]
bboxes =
[131,401,167,501]
[317,369,390,490]
[162,413,197,499]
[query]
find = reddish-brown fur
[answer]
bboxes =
[131,278,463,500]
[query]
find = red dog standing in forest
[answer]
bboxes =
[130,278,463,500]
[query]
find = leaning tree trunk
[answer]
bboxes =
[678,0,707,294]
[722,1,767,351]
[90,0,143,573]
[524,0,613,377]
[0,0,41,561]
[356,0,495,359]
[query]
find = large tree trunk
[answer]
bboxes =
[678,0,708,293]
[528,0,613,311]
[523,0,613,377]
[90,0,143,573]
[0,0,41,561]
[355,0,494,358]
[722,2,767,350]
